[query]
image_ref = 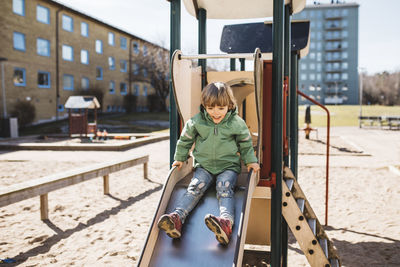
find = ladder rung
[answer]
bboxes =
[319,238,328,258]
[285,178,294,191]
[307,218,316,235]
[296,198,305,213]
[329,258,339,267]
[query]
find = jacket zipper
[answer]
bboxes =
[213,125,217,171]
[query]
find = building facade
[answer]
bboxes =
[0,0,169,124]
[293,2,359,105]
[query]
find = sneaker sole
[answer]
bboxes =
[204,216,229,245]
[158,216,181,239]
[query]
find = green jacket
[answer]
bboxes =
[174,107,258,175]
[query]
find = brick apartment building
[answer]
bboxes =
[0,0,169,124]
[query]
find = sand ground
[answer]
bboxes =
[0,126,399,266]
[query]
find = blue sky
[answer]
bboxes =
[56,0,399,74]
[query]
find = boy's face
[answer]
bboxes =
[206,105,228,124]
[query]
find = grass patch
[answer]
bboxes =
[299,105,400,127]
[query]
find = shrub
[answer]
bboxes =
[10,100,36,128]
[123,94,137,113]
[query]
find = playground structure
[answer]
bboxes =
[64,96,100,137]
[139,0,340,266]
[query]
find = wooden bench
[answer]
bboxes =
[0,155,149,220]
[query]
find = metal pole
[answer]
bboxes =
[240,58,246,120]
[290,52,299,179]
[198,8,207,88]
[169,0,181,166]
[230,58,236,71]
[1,60,7,118]
[271,0,285,266]
[358,68,363,128]
[282,5,291,267]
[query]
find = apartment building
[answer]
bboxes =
[0,0,169,124]
[293,1,359,104]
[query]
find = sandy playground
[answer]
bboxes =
[0,126,399,266]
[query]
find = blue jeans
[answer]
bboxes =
[174,167,238,225]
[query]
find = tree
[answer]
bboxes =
[131,43,170,111]
[362,71,400,106]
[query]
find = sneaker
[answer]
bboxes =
[204,214,232,245]
[157,212,182,239]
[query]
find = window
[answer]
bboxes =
[13,32,26,51]
[57,104,64,112]
[342,62,348,70]
[133,63,139,75]
[95,40,103,54]
[81,77,89,90]
[309,73,315,80]
[120,37,127,50]
[300,63,307,70]
[120,82,127,95]
[37,38,50,56]
[62,45,73,61]
[317,52,322,62]
[342,73,348,80]
[342,84,348,91]
[62,15,73,32]
[108,57,115,70]
[310,63,315,70]
[13,68,26,86]
[13,0,25,16]
[38,71,50,88]
[142,68,147,77]
[36,5,49,24]
[63,74,74,90]
[300,74,307,81]
[81,22,89,37]
[316,73,321,81]
[143,86,148,96]
[316,63,322,71]
[342,52,348,59]
[109,81,115,94]
[133,42,140,54]
[120,60,127,72]
[134,84,139,96]
[81,50,89,64]
[309,52,315,60]
[96,67,103,80]
[143,45,148,56]
[108,32,115,46]
[309,85,315,91]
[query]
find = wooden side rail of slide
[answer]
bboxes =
[0,155,149,220]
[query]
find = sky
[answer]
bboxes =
[56,0,400,74]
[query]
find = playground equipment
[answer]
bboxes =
[139,0,340,266]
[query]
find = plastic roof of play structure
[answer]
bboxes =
[65,96,100,109]
[183,0,306,19]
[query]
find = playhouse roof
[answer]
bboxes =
[65,96,100,109]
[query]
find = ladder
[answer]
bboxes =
[282,167,341,267]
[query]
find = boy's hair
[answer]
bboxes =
[201,82,237,110]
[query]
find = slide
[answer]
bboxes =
[138,157,258,267]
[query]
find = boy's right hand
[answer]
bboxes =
[172,161,183,170]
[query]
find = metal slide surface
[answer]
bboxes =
[140,170,253,267]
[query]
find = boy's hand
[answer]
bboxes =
[247,162,260,173]
[172,161,184,170]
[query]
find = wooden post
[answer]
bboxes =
[144,162,148,179]
[103,174,109,195]
[40,194,49,220]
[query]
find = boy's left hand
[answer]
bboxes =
[247,162,260,173]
